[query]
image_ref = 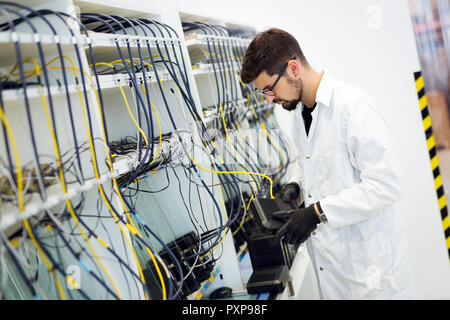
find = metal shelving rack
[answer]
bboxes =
[0,0,312,300]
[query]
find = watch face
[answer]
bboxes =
[319,214,328,223]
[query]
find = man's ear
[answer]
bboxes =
[287,60,301,78]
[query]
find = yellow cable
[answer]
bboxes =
[186,74,262,193]
[40,55,123,299]
[264,125,285,174]
[32,60,138,299]
[218,103,261,192]
[185,141,274,198]
[13,57,167,299]
[201,175,229,258]
[260,124,271,177]
[92,61,163,168]
[84,63,166,300]
[73,72,154,299]
[109,59,154,70]
[74,85,123,299]
[140,83,162,166]
[0,103,67,300]
[118,82,149,147]
[232,195,254,236]
[71,63,161,300]
[189,49,222,64]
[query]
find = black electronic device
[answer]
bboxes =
[250,197,297,233]
[209,286,232,300]
[245,231,292,296]
[247,232,291,269]
[157,249,200,299]
[246,265,289,294]
[163,231,214,283]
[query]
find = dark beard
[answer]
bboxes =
[282,99,300,111]
[279,78,303,111]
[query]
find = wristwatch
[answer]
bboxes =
[316,202,328,224]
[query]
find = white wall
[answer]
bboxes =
[93,0,450,299]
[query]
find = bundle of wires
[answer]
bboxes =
[0,3,293,301]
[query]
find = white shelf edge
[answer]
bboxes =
[1,84,93,102]
[0,171,117,236]
[185,33,252,47]
[95,68,183,90]
[191,61,240,76]
[86,31,182,49]
[0,30,87,46]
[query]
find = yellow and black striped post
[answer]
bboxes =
[414,71,450,260]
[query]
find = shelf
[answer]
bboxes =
[0,2,274,301]
[185,33,252,48]
[191,61,240,77]
[0,171,115,237]
[0,84,93,103]
[201,98,262,128]
[112,147,167,178]
[85,31,184,65]
[87,31,182,48]
[0,31,87,67]
[95,67,184,90]
[201,98,246,119]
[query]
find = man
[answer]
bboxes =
[240,28,416,299]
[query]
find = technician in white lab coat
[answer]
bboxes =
[240,28,416,299]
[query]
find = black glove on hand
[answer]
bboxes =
[273,205,320,245]
[279,183,300,202]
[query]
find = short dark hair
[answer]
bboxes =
[240,28,308,84]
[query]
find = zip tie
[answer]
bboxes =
[195,171,204,182]
[135,214,146,226]
[78,258,91,273]
[265,120,274,129]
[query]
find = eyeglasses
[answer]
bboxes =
[255,58,293,97]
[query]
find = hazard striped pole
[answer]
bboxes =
[414,71,450,260]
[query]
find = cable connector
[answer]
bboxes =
[195,171,203,182]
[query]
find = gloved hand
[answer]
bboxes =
[279,182,300,202]
[273,205,320,245]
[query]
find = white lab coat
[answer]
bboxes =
[288,70,416,299]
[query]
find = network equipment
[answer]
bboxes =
[251,197,298,233]
[245,232,292,295]
[0,1,293,300]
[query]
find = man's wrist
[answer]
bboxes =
[314,202,327,224]
[313,203,320,217]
